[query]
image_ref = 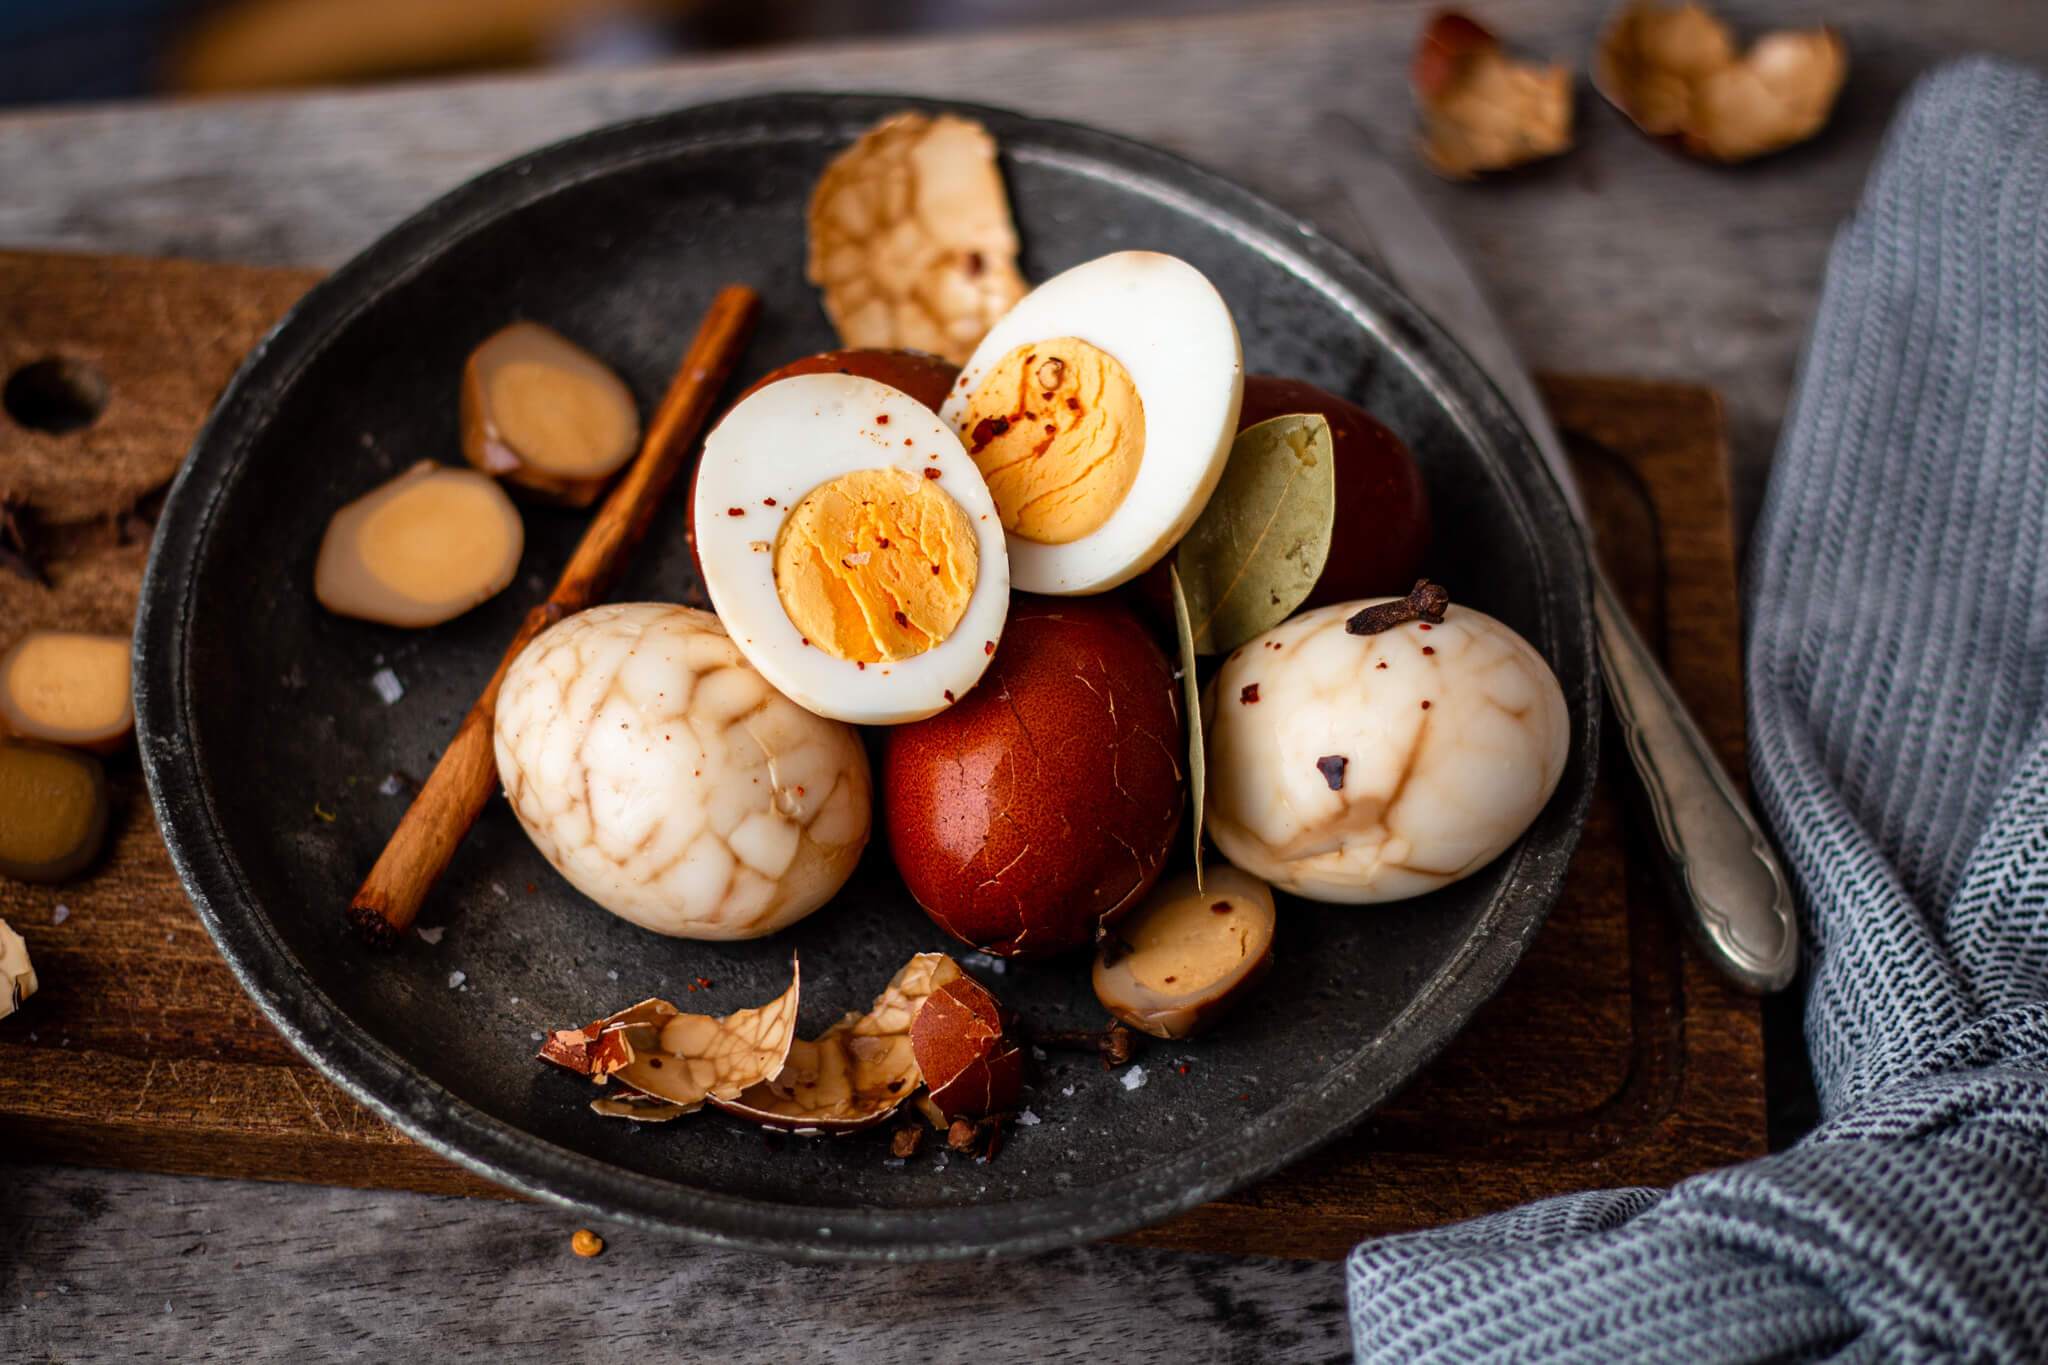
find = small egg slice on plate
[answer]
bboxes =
[694,372,1010,725]
[939,250,1243,595]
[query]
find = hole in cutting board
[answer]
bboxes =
[5,358,110,434]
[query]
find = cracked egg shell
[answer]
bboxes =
[938,251,1243,596]
[493,603,871,939]
[1205,599,1567,903]
[1093,866,1275,1039]
[712,951,962,1134]
[693,372,1010,725]
[686,348,960,574]
[911,974,1024,1119]
[883,595,1184,957]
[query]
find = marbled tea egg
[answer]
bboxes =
[493,603,872,938]
[1204,598,1567,903]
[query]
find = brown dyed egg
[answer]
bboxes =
[687,347,960,573]
[883,595,1183,957]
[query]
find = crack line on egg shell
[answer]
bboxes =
[997,682,1043,766]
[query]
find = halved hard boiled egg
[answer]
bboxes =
[939,251,1243,595]
[693,372,1010,725]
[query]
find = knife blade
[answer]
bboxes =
[1317,113,1798,993]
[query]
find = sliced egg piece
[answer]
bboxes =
[694,372,1010,725]
[939,251,1243,595]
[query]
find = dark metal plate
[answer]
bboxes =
[135,93,1597,1261]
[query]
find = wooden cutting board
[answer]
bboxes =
[0,249,1764,1260]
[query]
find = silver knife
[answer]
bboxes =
[1318,114,1798,993]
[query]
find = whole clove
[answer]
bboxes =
[1346,579,1450,635]
[1034,1021,1137,1068]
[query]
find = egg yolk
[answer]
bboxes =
[958,337,1145,544]
[773,466,979,664]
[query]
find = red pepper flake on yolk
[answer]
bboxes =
[1317,755,1348,790]
[968,415,1011,453]
[1240,683,1260,704]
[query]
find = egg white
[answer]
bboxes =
[939,251,1244,595]
[694,373,1010,725]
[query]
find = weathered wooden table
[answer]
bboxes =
[5,2,2047,1359]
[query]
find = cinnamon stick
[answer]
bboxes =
[347,284,760,946]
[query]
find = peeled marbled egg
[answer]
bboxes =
[493,602,871,938]
[1204,598,1567,903]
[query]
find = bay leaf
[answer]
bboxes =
[1168,563,1206,892]
[1175,413,1337,655]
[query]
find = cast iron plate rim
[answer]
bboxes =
[135,91,1599,1262]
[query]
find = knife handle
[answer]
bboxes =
[1592,569,1798,992]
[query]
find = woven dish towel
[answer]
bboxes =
[1347,58,2048,1363]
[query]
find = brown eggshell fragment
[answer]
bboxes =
[883,596,1185,958]
[0,631,133,753]
[1412,11,1574,179]
[315,460,523,628]
[1,918,37,1022]
[808,112,1028,364]
[539,962,801,1119]
[1093,867,1276,1040]
[1594,3,1847,163]
[686,347,961,574]
[713,952,963,1134]
[911,975,1024,1120]
[0,740,109,884]
[462,322,640,506]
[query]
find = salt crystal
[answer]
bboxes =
[370,668,404,704]
[447,970,466,989]
[416,926,444,946]
[607,970,619,981]
[1060,1085,1075,1098]
[1030,1045,1047,1062]
[1017,1109,1041,1126]
[963,952,1007,976]
[377,773,405,796]
[491,882,509,901]
[51,905,68,925]
[531,1031,545,1042]
[1120,1065,1147,1091]
[882,1158,905,1169]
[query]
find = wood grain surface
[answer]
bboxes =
[0,249,1761,1262]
